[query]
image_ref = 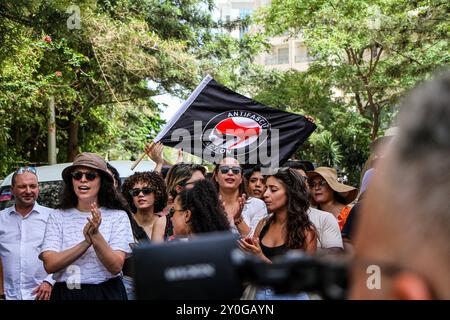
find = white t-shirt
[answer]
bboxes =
[308,208,343,249]
[41,207,134,284]
[230,197,268,237]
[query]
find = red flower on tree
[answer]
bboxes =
[43,35,52,43]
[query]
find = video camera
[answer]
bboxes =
[231,249,349,300]
[133,232,349,300]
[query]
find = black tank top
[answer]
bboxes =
[259,221,288,260]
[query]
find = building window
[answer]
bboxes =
[278,47,289,64]
[265,46,289,65]
[239,8,253,38]
[295,43,314,63]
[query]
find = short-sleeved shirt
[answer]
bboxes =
[41,207,134,284]
[0,203,54,300]
[308,208,343,249]
[230,197,268,237]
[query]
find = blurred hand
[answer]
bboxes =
[87,202,102,236]
[305,115,316,123]
[238,236,262,257]
[33,281,52,300]
[145,142,164,165]
[83,221,92,244]
[176,148,184,164]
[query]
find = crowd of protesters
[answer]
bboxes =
[0,72,449,300]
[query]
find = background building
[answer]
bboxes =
[215,0,314,71]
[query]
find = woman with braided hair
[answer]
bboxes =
[151,163,206,242]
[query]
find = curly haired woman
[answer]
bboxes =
[170,179,230,238]
[121,171,167,241]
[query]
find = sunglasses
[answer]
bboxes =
[168,207,186,218]
[16,166,37,175]
[308,179,328,188]
[129,187,154,197]
[71,171,99,181]
[219,166,242,175]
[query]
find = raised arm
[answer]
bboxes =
[145,142,164,174]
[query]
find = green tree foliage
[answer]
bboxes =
[0,0,256,177]
[260,0,449,141]
[254,70,370,185]
[252,0,448,185]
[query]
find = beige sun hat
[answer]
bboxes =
[62,152,113,184]
[306,167,358,205]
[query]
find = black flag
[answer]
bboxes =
[155,75,316,167]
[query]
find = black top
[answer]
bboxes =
[342,195,364,240]
[164,214,174,241]
[122,212,150,278]
[259,221,288,260]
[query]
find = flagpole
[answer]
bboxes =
[133,75,212,171]
[154,75,213,142]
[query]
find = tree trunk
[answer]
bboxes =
[67,115,79,162]
[371,109,380,141]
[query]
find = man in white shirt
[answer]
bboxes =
[0,167,54,300]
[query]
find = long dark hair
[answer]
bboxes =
[59,169,128,212]
[177,179,230,234]
[266,168,316,249]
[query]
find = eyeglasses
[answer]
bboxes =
[129,187,154,197]
[308,179,328,189]
[16,166,37,175]
[219,166,242,175]
[168,207,186,218]
[71,171,99,181]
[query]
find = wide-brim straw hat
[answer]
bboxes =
[62,152,113,184]
[306,167,358,205]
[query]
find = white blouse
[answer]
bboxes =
[41,207,134,284]
[230,197,268,237]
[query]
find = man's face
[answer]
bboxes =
[11,171,39,209]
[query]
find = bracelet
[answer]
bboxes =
[234,217,243,226]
